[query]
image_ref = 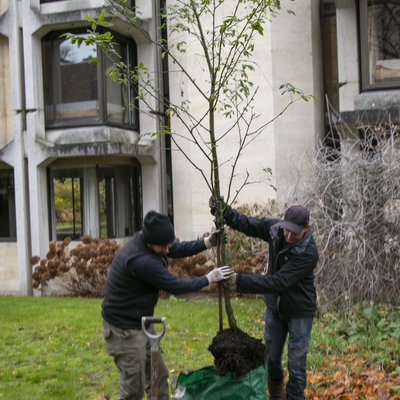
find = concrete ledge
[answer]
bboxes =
[40,0,105,15]
[337,107,400,126]
[355,90,400,111]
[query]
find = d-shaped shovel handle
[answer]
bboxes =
[141,317,167,351]
[142,317,167,400]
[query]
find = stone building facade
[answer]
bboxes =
[0,0,399,294]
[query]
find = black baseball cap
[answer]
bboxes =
[281,205,310,234]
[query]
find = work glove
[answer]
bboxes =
[204,230,224,249]
[206,266,234,284]
[226,272,237,288]
[209,196,226,216]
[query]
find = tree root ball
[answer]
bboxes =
[208,328,266,376]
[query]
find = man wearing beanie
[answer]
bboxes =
[210,199,318,400]
[102,210,233,400]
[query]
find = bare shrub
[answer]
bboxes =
[31,236,120,297]
[298,119,400,311]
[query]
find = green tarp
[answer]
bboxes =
[176,365,267,400]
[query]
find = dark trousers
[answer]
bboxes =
[264,308,313,399]
[102,319,169,400]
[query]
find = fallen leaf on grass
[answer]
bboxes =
[306,356,400,399]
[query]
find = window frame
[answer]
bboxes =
[49,168,84,241]
[359,0,400,91]
[48,162,142,241]
[42,28,139,130]
[97,163,142,238]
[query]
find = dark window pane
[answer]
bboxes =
[98,176,116,238]
[366,1,400,87]
[97,165,142,238]
[105,42,129,126]
[105,40,137,127]
[42,34,99,125]
[43,33,100,126]
[322,2,339,111]
[59,35,99,120]
[131,164,142,232]
[42,40,55,122]
[0,170,16,239]
[53,177,82,240]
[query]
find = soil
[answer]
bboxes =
[208,328,266,376]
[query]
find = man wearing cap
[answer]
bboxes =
[209,199,318,400]
[102,210,233,400]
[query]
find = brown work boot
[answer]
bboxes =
[268,382,285,400]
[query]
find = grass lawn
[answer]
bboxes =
[0,295,399,400]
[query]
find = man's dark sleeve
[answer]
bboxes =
[236,252,317,294]
[224,206,278,241]
[134,255,209,294]
[167,238,207,258]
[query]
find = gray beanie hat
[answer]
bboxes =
[142,210,175,245]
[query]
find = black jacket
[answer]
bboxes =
[224,206,319,318]
[102,232,209,329]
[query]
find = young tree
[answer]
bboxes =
[69,0,312,373]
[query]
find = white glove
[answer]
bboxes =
[206,266,234,284]
[226,272,237,288]
[204,230,220,249]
